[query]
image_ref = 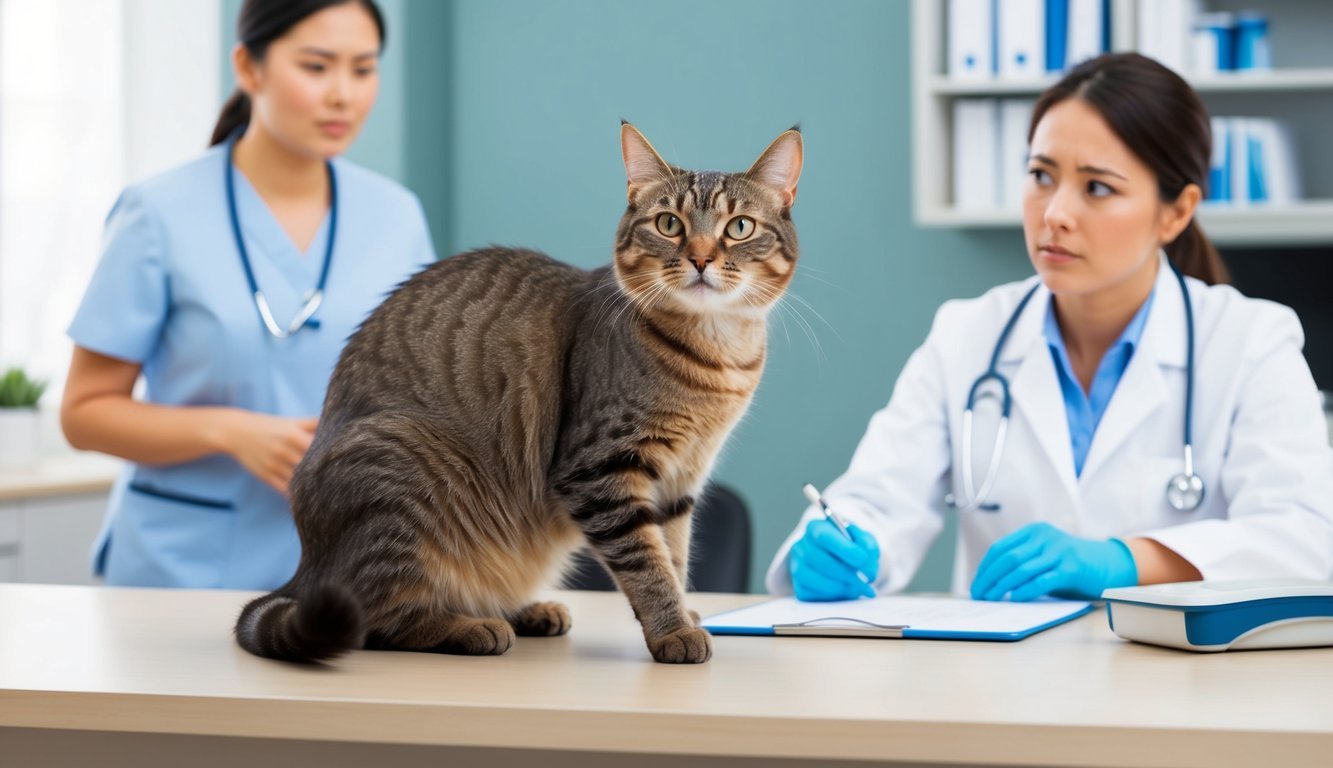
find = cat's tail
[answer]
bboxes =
[233,583,364,662]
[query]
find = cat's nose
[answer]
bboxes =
[686,238,715,273]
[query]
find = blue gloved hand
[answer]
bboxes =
[970,522,1137,602]
[789,518,880,601]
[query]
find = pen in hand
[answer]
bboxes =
[802,483,877,595]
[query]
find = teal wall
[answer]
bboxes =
[222,0,1034,592]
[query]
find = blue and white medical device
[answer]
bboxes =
[1102,579,1333,651]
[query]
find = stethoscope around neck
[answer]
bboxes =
[225,133,337,339]
[944,259,1205,513]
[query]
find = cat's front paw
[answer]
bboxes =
[687,609,701,626]
[511,601,572,637]
[647,626,713,664]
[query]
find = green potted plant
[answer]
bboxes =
[0,366,47,468]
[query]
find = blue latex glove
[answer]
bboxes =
[970,522,1138,602]
[789,518,880,601]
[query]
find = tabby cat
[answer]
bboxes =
[234,123,802,664]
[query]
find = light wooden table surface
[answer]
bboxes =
[1,583,1330,767]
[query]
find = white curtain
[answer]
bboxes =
[0,0,124,389]
[0,0,218,421]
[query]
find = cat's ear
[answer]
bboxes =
[621,121,673,200]
[746,127,803,208]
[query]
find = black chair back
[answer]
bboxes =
[562,483,751,593]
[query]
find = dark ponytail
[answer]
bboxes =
[1029,52,1229,285]
[209,0,387,147]
[210,90,254,147]
[1168,219,1228,285]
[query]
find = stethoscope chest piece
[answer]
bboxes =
[1166,471,1205,511]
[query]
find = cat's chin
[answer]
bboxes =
[671,281,736,311]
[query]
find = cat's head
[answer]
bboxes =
[613,123,802,316]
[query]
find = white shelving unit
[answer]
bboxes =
[911,0,1333,245]
[928,67,1333,96]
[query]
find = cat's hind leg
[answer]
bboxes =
[368,602,516,656]
[508,601,572,636]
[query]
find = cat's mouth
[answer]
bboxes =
[673,274,738,311]
[683,273,723,293]
[682,282,722,302]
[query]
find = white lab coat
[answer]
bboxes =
[766,258,1333,595]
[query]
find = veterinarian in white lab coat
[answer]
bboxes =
[768,53,1333,602]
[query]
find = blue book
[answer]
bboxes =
[1208,116,1231,202]
[1101,0,1110,53]
[1046,0,1069,73]
[1247,130,1267,202]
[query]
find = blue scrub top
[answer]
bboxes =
[69,144,436,589]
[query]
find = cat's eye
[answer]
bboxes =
[725,216,755,240]
[655,213,683,237]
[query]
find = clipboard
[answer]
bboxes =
[701,595,1092,642]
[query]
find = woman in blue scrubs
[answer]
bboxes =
[60,0,435,589]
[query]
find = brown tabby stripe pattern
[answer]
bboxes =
[234,124,802,664]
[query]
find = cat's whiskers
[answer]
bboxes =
[605,266,666,333]
[772,300,794,346]
[585,287,622,342]
[743,280,826,366]
[570,268,618,302]
[575,268,621,334]
[587,266,655,340]
[775,294,828,366]
[627,275,689,324]
[793,268,841,290]
[736,274,794,346]
[729,274,773,310]
[591,268,656,340]
[784,290,842,343]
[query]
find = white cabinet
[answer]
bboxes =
[0,452,119,584]
[911,0,1333,245]
[21,494,107,585]
[0,494,106,585]
[0,503,21,581]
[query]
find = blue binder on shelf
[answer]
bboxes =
[1045,0,1068,73]
[1207,116,1232,202]
[702,595,1092,642]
